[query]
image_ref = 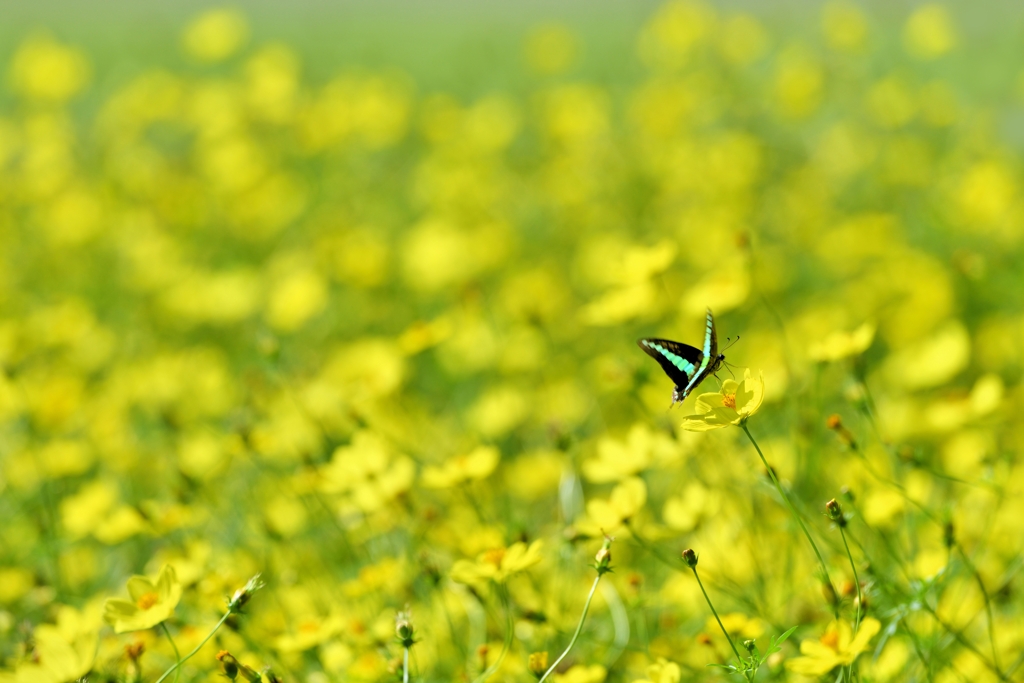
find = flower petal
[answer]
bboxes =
[845,617,881,659]
[155,565,182,608]
[679,415,726,432]
[735,370,764,417]
[610,477,647,516]
[126,576,156,602]
[694,392,725,414]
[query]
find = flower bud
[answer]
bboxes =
[594,535,613,575]
[681,548,698,569]
[216,651,239,680]
[216,651,261,683]
[743,639,756,653]
[395,608,416,648]
[477,644,489,668]
[228,574,265,613]
[528,651,549,679]
[125,642,145,683]
[826,414,857,449]
[825,498,845,525]
[943,521,955,549]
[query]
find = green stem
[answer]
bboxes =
[537,574,602,683]
[159,622,181,683]
[956,544,1001,673]
[690,565,745,668]
[839,527,862,683]
[921,603,1009,682]
[741,423,839,618]
[154,611,231,683]
[471,584,513,683]
[403,646,410,683]
[847,509,1007,679]
[627,522,680,568]
[840,527,863,634]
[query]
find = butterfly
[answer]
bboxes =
[637,308,726,407]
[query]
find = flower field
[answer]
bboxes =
[1,2,1023,681]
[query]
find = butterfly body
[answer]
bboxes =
[638,309,725,407]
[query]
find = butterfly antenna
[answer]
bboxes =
[722,335,742,352]
[720,358,743,379]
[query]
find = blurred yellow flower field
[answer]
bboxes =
[1,1,1023,681]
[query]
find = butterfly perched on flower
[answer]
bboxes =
[637,308,726,407]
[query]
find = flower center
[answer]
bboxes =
[136,592,159,610]
[820,630,840,651]
[722,393,736,409]
[482,548,506,568]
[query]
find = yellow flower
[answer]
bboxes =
[808,322,876,362]
[552,664,607,683]
[273,613,344,653]
[576,477,647,536]
[528,651,549,678]
[679,370,764,431]
[319,431,415,514]
[786,618,881,675]
[632,658,680,683]
[9,33,90,103]
[903,4,956,60]
[181,8,248,62]
[450,540,544,585]
[103,565,182,633]
[2,605,101,683]
[422,445,500,488]
[581,423,677,483]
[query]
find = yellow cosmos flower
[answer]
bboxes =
[808,322,876,362]
[0,606,100,683]
[450,540,543,585]
[679,370,764,431]
[632,658,680,683]
[786,618,881,675]
[576,477,647,537]
[552,664,607,683]
[103,564,182,633]
[421,445,500,488]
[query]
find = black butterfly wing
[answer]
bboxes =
[637,338,704,387]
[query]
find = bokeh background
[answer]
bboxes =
[2,1,1024,681]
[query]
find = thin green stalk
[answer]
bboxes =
[154,611,231,683]
[160,622,182,683]
[403,646,410,683]
[839,527,862,683]
[471,584,513,683]
[626,522,680,568]
[741,423,839,618]
[629,522,781,631]
[850,511,1007,681]
[690,565,744,668]
[840,528,863,634]
[537,574,602,683]
[956,543,1001,672]
[921,603,1009,682]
